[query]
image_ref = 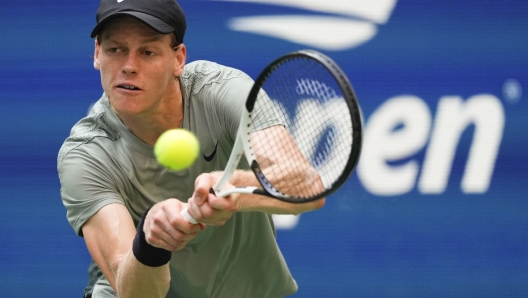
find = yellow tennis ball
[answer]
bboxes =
[154,129,200,171]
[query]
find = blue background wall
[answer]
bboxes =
[1,0,527,297]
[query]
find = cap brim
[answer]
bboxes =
[90,11,174,38]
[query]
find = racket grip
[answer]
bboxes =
[180,207,198,224]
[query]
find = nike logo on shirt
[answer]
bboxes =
[203,142,218,162]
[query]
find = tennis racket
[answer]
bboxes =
[181,50,362,224]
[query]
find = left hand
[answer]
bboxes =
[186,173,239,226]
[144,199,206,251]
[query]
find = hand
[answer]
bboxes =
[143,199,206,251]
[186,173,239,226]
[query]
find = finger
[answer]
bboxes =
[147,220,198,251]
[153,214,183,246]
[207,193,239,212]
[193,174,215,205]
[187,196,207,223]
[146,207,196,250]
[163,204,203,234]
[144,223,179,251]
[199,204,231,226]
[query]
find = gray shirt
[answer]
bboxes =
[58,60,297,298]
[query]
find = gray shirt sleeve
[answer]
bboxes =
[59,146,125,236]
[207,73,282,137]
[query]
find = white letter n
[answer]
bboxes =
[418,94,504,194]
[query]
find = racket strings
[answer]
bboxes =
[250,57,354,201]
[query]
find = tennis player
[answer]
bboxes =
[57,0,325,297]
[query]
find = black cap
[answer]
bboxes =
[91,0,186,44]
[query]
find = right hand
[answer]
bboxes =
[186,173,240,226]
[142,199,206,251]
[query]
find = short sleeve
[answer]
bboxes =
[213,74,283,138]
[58,146,125,236]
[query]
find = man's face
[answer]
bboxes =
[94,16,185,118]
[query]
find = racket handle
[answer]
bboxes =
[180,207,198,224]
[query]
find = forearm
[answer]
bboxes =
[230,170,325,215]
[114,204,182,297]
[116,250,170,298]
[83,203,175,298]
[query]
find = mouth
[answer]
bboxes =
[117,84,142,91]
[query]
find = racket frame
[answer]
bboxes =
[241,49,363,203]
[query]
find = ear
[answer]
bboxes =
[173,44,187,77]
[93,39,101,70]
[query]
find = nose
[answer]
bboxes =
[122,52,139,75]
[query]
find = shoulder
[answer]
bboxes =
[183,60,248,80]
[181,60,251,96]
[57,98,120,166]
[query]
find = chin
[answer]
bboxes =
[109,97,146,116]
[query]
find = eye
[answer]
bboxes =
[143,51,155,57]
[107,47,120,53]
